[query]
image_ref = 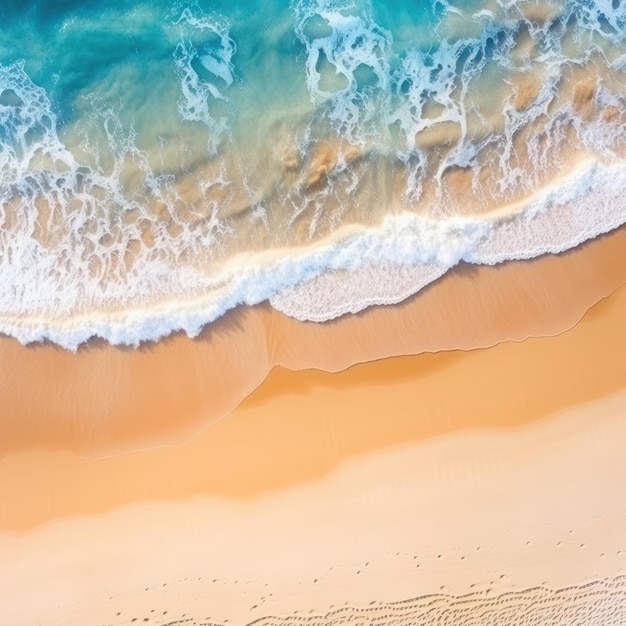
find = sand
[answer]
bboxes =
[1,386,626,625]
[1,224,626,459]
[0,227,625,624]
[0,286,625,624]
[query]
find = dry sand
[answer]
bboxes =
[0,228,625,624]
[1,386,626,626]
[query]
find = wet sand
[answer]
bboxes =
[0,228,625,624]
[1,224,626,460]
[1,278,626,532]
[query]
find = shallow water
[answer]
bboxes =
[0,0,625,347]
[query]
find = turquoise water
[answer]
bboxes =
[1,0,625,347]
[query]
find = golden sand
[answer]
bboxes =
[0,227,625,625]
[1,265,626,532]
[0,284,625,624]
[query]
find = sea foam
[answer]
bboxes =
[0,0,625,348]
[270,159,626,321]
[172,6,236,153]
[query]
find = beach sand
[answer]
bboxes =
[1,224,626,460]
[1,383,626,626]
[0,227,625,624]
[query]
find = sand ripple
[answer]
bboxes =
[157,576,626,626]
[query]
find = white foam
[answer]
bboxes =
[270,159,626,321]
[1,155,625,349]
[293,0,392,143]
[292,0,626,200]
[172,6,236,153]
[1,0,626,349]
[566,0,626,43]
[0,60,235,344]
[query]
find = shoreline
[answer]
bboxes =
[1,223,626,460]
[1,249,626,530]
[2,158,626,348]
[0,217,625,625]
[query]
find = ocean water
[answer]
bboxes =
[0,0,625,347]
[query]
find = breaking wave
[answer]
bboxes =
[0,0,625,348]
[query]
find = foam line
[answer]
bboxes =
[0,0,625,348]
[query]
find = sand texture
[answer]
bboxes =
[0,225,625,624]
[1,366,626,625]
